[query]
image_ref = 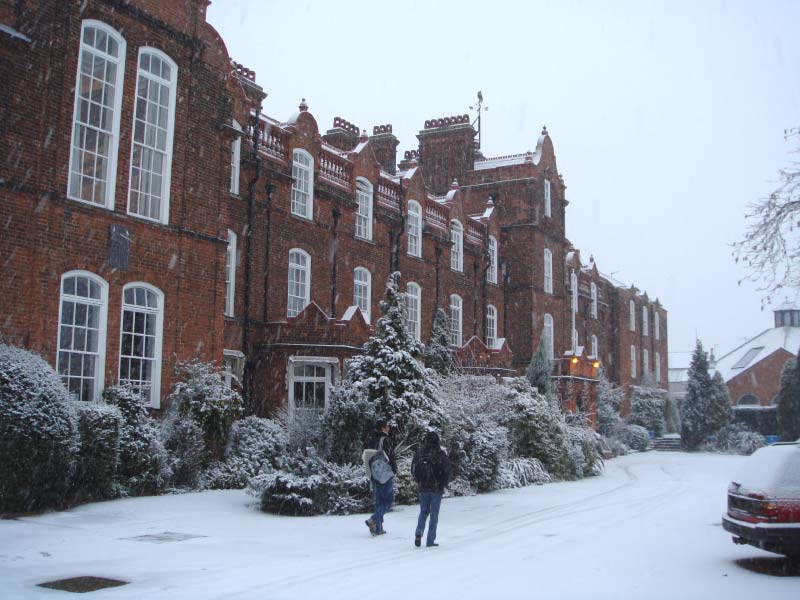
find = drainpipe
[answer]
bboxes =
[393,179,406,272]
[331,207,340,318]
[263,178,275,323]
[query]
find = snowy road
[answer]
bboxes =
[2,451,798,599]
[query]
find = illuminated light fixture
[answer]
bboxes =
[592,361,600,368]
[571,357,579,364]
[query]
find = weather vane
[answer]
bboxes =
[470,91,488,150]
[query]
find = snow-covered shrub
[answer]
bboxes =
[497,457,551,488]
[205,416,288,490]
[664,396,681,434]
[247,450,370,516]
[564,425,602,479]
[525,337,553,396]
[444,476,475,497]
[161,417,205,489]
[628,384,667,437]
[704,423,766,456]
[287,408,323,452]
[167,361,243,460]
[393,455,419,505]
[596,370,624,437]
[103,386,170,496]
[618,423,650,452]
[321,385,376,465]
[599,434,629,458]
[0,343,79,513]
[450,421,508,492]
[72,401,122,503]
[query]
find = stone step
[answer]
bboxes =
[653,436,682,451]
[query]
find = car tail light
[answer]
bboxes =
[728,491,800,523]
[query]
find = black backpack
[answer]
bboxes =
[414,452,438,489]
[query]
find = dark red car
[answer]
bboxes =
[722,442,800,559]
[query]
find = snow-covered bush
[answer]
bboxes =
[0,343,79,513]
[161,417,205,489]
[628,384,667,437]
[205,416,288,490]
[596,370,624,437]
[497,457,551,488]
[423,308,454,375]
[618,423,650,452]
[167,361,243,460]
[525,338,553,397]
[444,476,475,497]
[393,455,419,505]
[103,386,170,496]
[704,423,766,456]
[247,450,370,516]
[599,434,629,458]
[72,401,122,504]
[321,385,376,465]
[564,425,602,479]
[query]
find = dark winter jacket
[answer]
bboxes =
[366,430,398,474]
[411,432,451,494]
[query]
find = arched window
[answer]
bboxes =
[629,300,636,332]
[230,119,241,194]
[543,248,553,294]
[590,282,598,318]
[643,348,649,376]
[642,306,649,336]
[487,236,498,284]
[655,351,661,383]
[591,334,598,359]
[450,220,463,272]
[127,48,178,223]
[354,267,371,323]
[405,282,421,341]
[544,178,552,217]
[291,149,314,219]
[486,304,497,349]
[571,270,578,313]
[737,394,760,406]
[57,271,108,401]
[225,229,237,317]
[355,178,373,241]
[68,20,126,209]
[630,345,637,378]
[450,294,463,346]
[655,312,661,340]
[119,283,164,407]
[543,314,554,360]
[407,200,422,257]
[287,249,310,317]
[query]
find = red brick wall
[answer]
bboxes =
[726,348,794,406]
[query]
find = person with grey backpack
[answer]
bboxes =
[361,419,397,536]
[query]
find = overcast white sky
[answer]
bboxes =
[207,0,800,360]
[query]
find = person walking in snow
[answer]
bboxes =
[411,430,451,547]
[362,418,397,536]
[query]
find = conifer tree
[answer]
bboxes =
[423,307,453,374]
[526,337,553,397]
[706,371,733,435]
[680,340,713,450]
[777,350,800,442]
[595,368,624,437]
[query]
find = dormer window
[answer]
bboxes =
[450,220,463,272]
[355,178,373,241]
[487,236,498,284]
[291,149,314,219]
[544,179,552,217]
[407,200,422,257]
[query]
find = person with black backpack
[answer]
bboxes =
[361,418,397,536]
[411,430,451,547]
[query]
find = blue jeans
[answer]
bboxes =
[371,479,394,531]
[416,491,443,545]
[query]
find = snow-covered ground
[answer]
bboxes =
[2,452,797,599]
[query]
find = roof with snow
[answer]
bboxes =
[713,326,800,382]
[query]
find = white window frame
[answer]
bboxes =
[544,178,552,217]
[631,345,637,378]
[655,351,661,383]
[355,177,373,241]
[127,47,177,224]
[629,300,636,332]
[572,328,579,353]
[353,267,371,323]
[450,294,463,346]
[450,220,463,272]
[643,348,649,376]
[287,357,338,417]
[291,148,314,219]
[591,334,598,359]
[488,236,498,284]
[405,282,421,341]
[56,270,109,402]
[486,304,497,349]
[407,200,422,257]
[67,20,126,210]
[230,119,242,195]
[223,349,245,388]
[655,312,661,340]
[571,271,578,313]
[544,248,553,294]
[287,248,311,317]
[225,229,237,317]
[543,313,554,361]
[642,306,649,336]
[590,282,598,318]
[118,283,164,408]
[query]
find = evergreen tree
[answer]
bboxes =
[340,272,441,439]
[777,351,800,442]
[595,368,624,437]
[628,383,667,437]
[706,371,733,436]
[423,307,453,374]
[680,340,713,450]
[526,337,553,397]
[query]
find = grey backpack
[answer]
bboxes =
[369,437,394,484]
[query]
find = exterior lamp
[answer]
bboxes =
[571,357,579,365]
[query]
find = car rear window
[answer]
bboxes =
[732,444,800,499]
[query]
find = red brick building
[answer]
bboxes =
[0,0,668,420]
